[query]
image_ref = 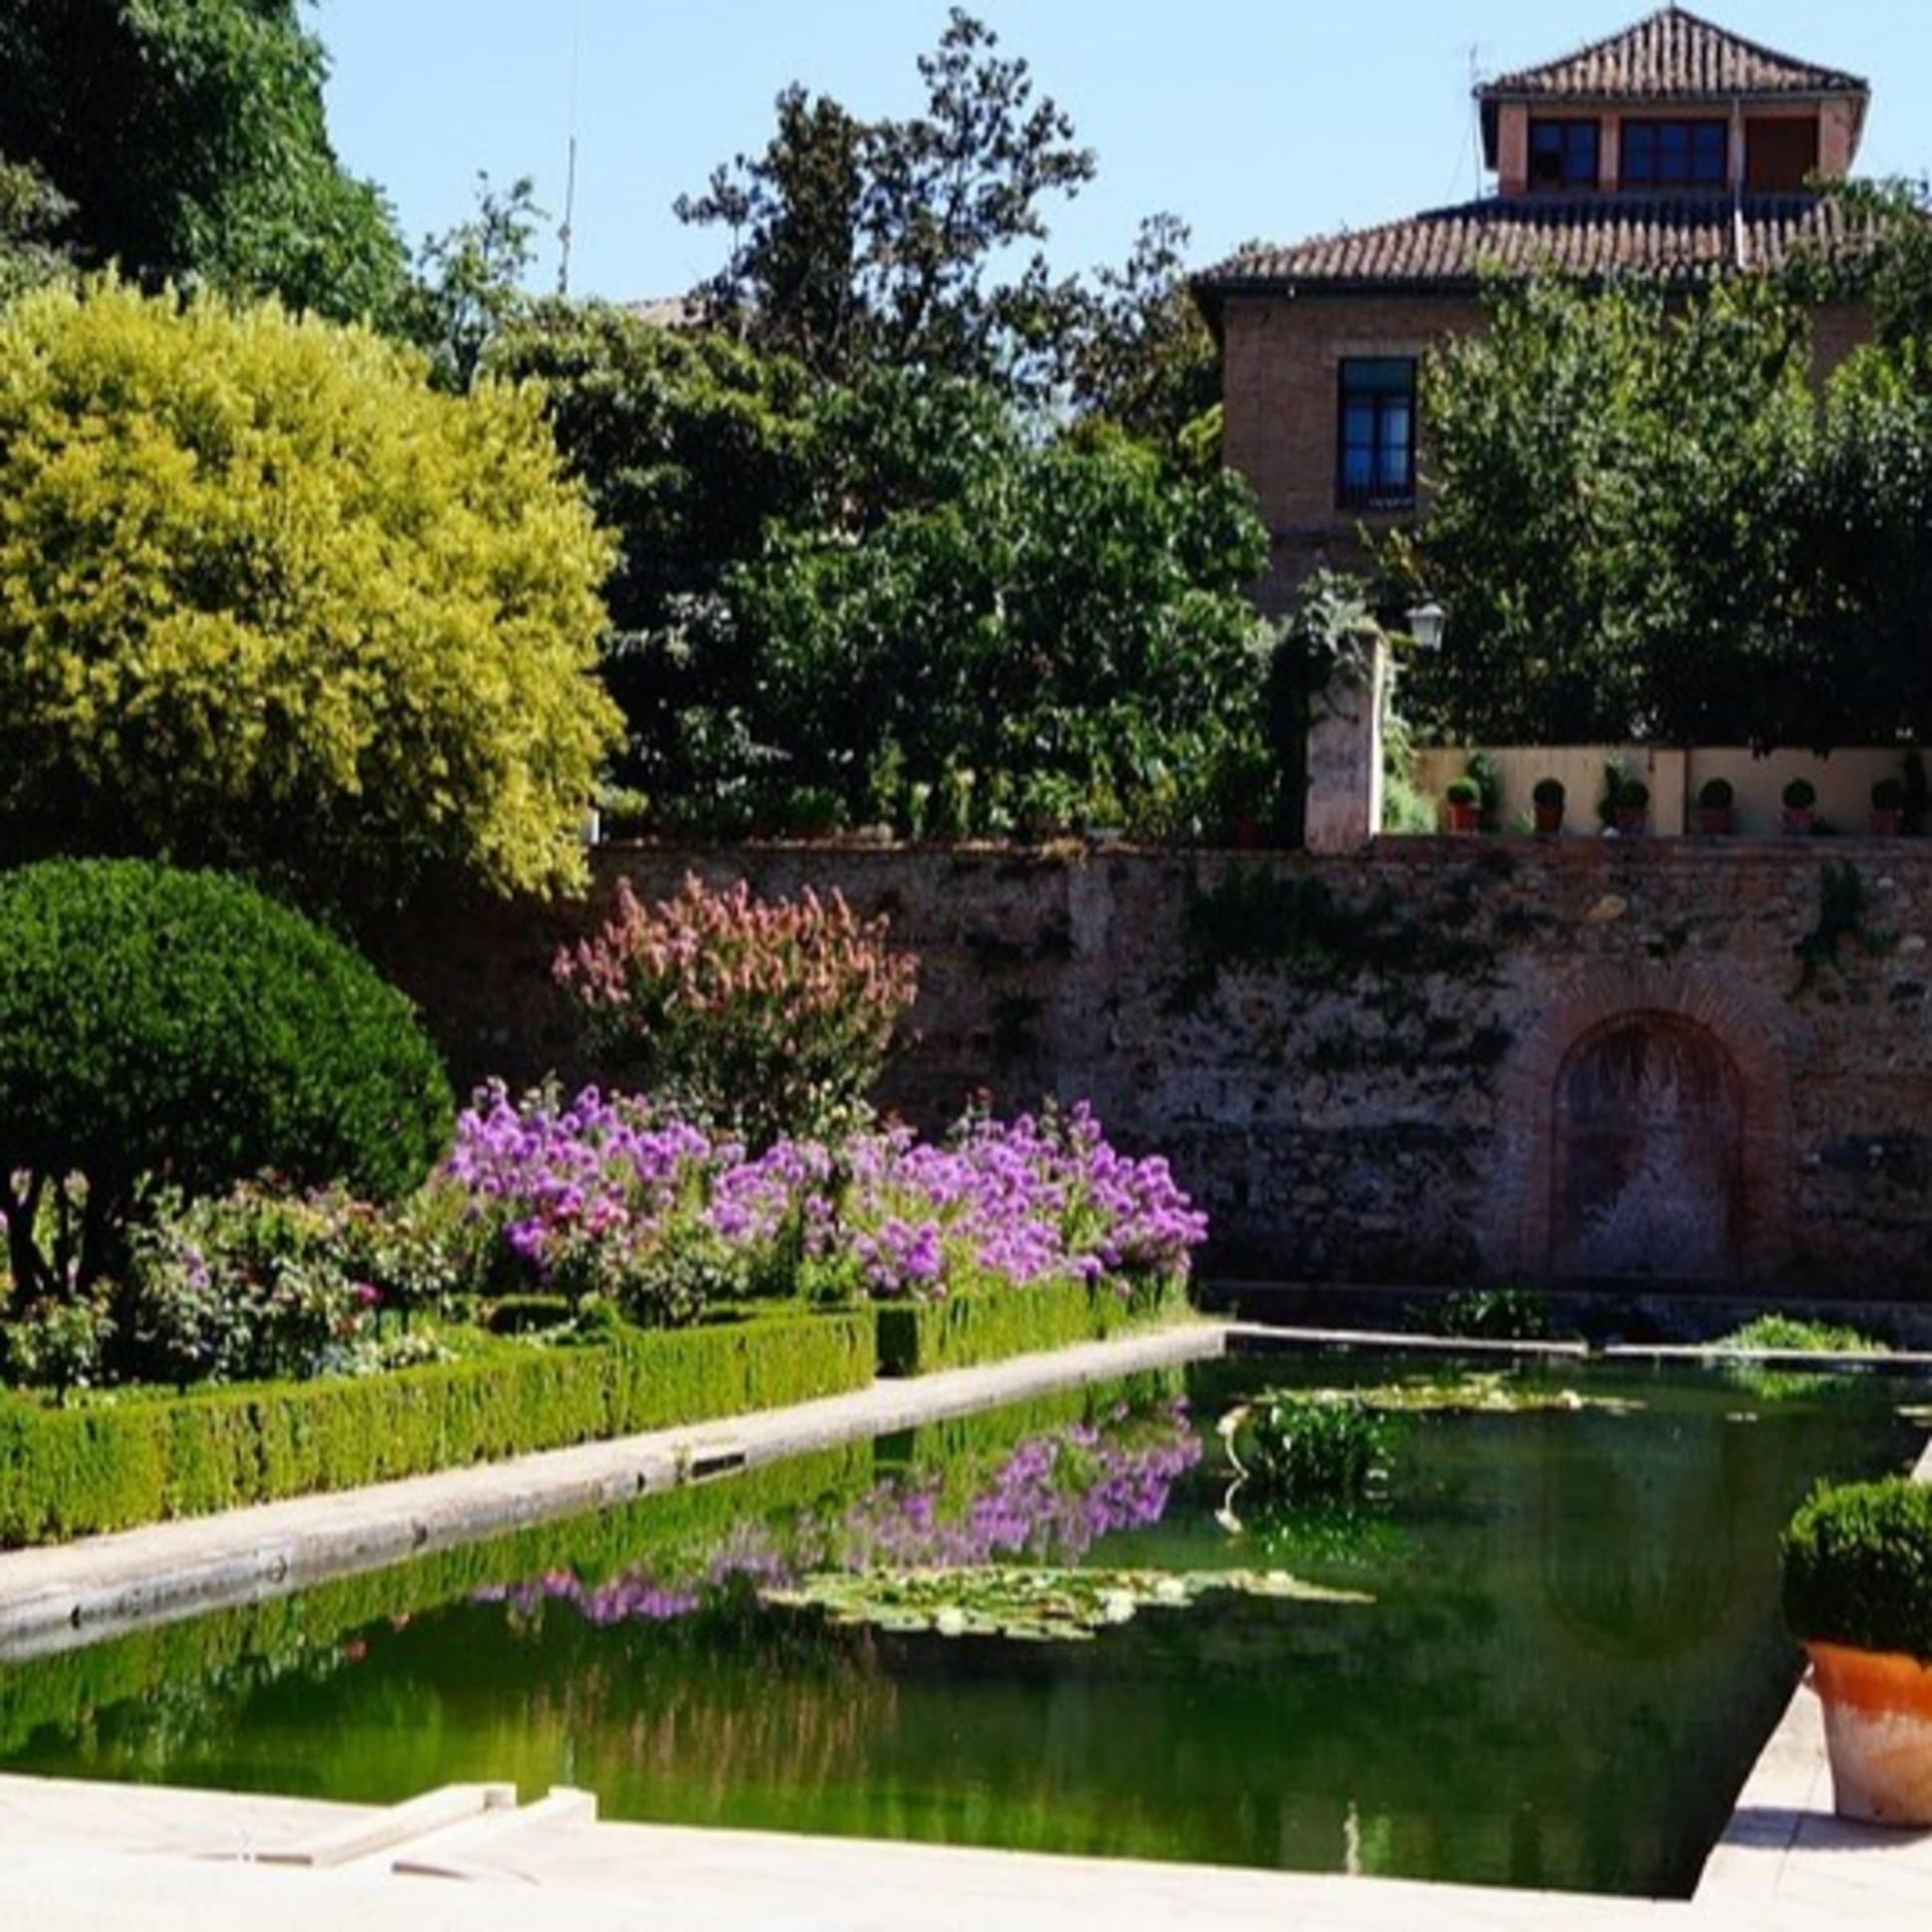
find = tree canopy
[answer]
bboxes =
[0,280,621,906]
[0,0,408,322]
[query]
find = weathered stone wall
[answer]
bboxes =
[378,838,1932,1292]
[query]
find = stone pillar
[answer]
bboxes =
[1303,630,1388,854]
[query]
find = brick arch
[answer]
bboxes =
[1482,966,1793,1283]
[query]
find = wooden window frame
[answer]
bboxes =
[1336,358,1418,512]
[1528,118,1601,191]
[1620,118,1729,189]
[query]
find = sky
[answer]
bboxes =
[316,2,1932,304]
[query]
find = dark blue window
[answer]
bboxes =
[1337,359,1417,509]
[1621,119,1728,188]
[1529,120,1600,189]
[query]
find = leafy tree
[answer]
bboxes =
[0,859,452,1302]
[0,156,74,302]
[407,172,546,392]
[485,300,820,797]
[0,279,621,907]
[680,8,1094,397]
[1389,274,1816,743]
[1059,213,1222,451]
[0,0,408,323]
[1785,346,1932,744]
[731,370,1269,830]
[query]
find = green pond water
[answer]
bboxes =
[0,1351,1922,1897]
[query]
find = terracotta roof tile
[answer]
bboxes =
[1481,6,1866,103]
[1195,192,1866,295]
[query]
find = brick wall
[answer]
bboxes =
[1221,291,1481,607]
[380,839,1932,1295]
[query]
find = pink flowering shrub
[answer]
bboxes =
[554,874,919,1147]
[442,1085,1208,1324]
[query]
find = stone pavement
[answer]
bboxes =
[1,1765,1927,1931]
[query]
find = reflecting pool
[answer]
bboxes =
[1,1353,1921,1896]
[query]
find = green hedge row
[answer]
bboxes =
[0,1312,875,1548]
[875,1274,1193,1378]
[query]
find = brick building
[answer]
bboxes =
[1193,6,1874,607]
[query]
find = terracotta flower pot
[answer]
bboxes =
[1533,802,1564,837]
[1808,1642,1932,1826]
[1870,809,1903,837]
[1446,800,1481,834]
[1695,807,1733,836]
[1784,808,1815,837]
[1615,807,1648,837]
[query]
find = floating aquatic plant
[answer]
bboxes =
[764,1565,1371,1642]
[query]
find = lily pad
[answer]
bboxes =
[764,1565,1372,1641]
[1274,1374,1643,1417]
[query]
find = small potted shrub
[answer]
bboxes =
[1016,771,1082,845]
[1531,777,1565,837]
[1783,1478,1932,1825]
[1444,777,1482,835]
[1783,777,1818,837]
[1871,777,1907,838]
[1695,777,1735,836]
[1615,778,1650,837]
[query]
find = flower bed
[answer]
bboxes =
[443,1086,1207,1334]
[0,1310,874,1548]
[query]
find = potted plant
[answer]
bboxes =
[1531,777,1565,837]
[1784,777,1818,837]
[1614,778,1650,837]
[1016,771,1082,845]
[1695,777,1735,836]
[1871,778,1907,838]
[1783,1478,1932,1825]
[1217,744,1278,849]
[1444,777,1482,835]
[781,783,847,841]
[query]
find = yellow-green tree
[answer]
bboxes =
[0,280,621,904]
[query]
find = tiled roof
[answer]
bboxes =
[1480,6,1867,103]
[622,295,701,329]
[1194,192,1866,298]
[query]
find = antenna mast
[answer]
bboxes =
[1469,42,1485,188]
[558,0,584,296]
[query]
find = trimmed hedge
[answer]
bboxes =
[0,1312,874,1548]
[1783,1477,1932,1662]
[875,1274,1193,1378]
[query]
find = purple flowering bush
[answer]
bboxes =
[441,1084,1207,1324]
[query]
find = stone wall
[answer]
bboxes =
[379,837,1932,1293]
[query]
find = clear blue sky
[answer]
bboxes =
[316,1,1932,303]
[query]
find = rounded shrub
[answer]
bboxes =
[1785,778,1818,811]
[1873,778,1907,813]
[1698,777,1735,811]
[0,860,452,1297]
[0,279,621,907]
[1445,779,1481,806]
[1784,1479,1932,1662]
[1618,779,1651,810]
[1531,778,1566,809]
